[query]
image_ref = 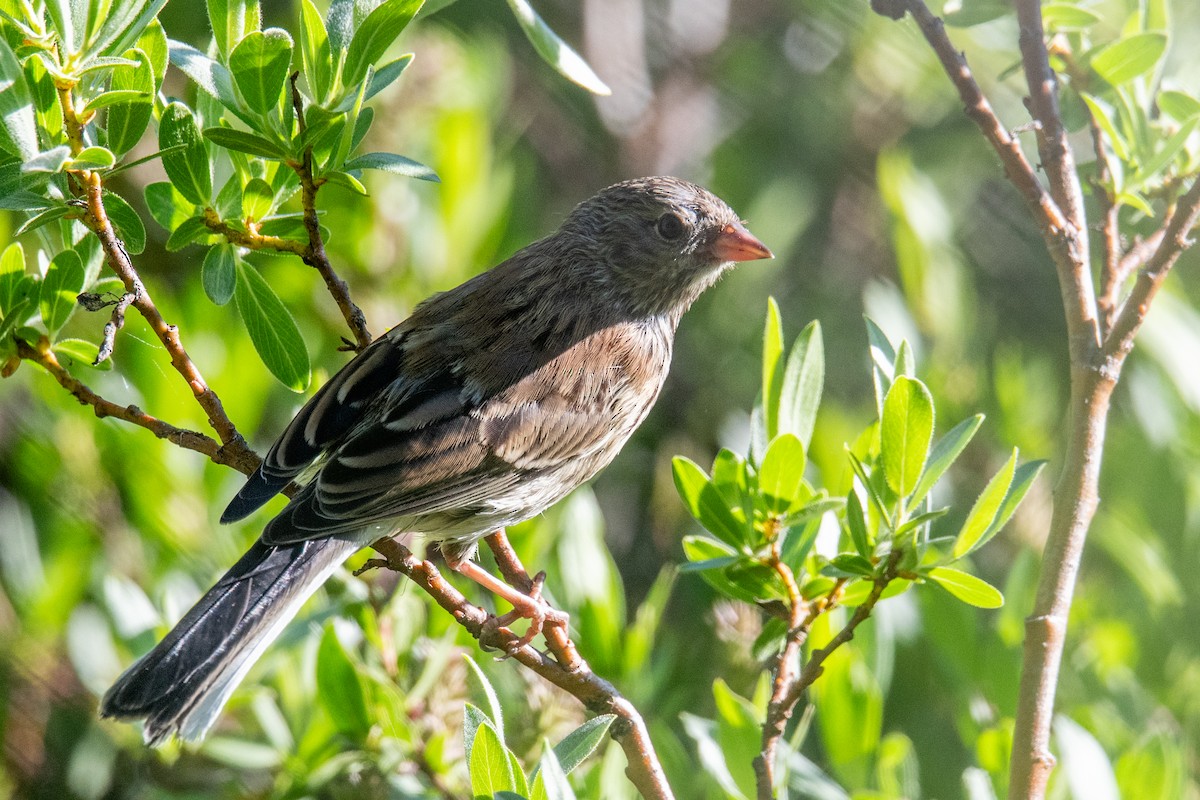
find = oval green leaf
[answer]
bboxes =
[229,28,294,113]
[234,259,311,391]
[880,376,935,498]
[202,244,238,305]
[672,456,748,549]
[758,433,806,515]
[778,320,824,448]
[39,250,85,335]
[1091,32,1168,86]
[469,721,516,796]
[953,448,1018,559]
[315,623,370,738]
[343,0,423,88]
[505,0,610,95]
[105,49,154,155]
[159,102,212,205]
[102,191,147,255]
[343,151,439,181]
[927,566,1004,608]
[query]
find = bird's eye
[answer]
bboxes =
[655,212,685,240]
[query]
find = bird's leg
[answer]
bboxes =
[445,541,568,653]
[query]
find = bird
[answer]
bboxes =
[99,175,772,745]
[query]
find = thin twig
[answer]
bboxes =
[289,73,372,352]
[779,550,901,714]
[16,337,260,475]
[1014,0,1088,238]
[481,532,674,800]
[52,80,260,474]
[753,524,807,800]
[1105,178,1200,362]
[1088,120,1123,335]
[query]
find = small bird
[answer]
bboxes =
[100,176,772,745]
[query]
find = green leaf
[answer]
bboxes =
[333,53,414,111]
[0,243,27,314]
[166,216,213,251]
[866,316,896,418]
[469,722,516,796]
[234,259,310,391]
[39,250,85,334]
[880,376,935,498]
[322,170,368,195]
[22,146,72,174]
[1042,3,1102,31]
[315,623,370,738]
[672,456,749,549]
[202,244,238,305]
[137,20,170,87]
[229,28,294,114]
[105,49,154,155]
[927,566,1004,608]
[953,448,1018,559]
[712,678,762,800]
[1135,117,1198,184]
[1158,90,1200,123]
[972,460,1047,554]
[463,655,505,746]
[53,338,111,369]
[758,433,807,515]
[778,320,823,448]
[825,554,875,578]
[846,490,871,557]
[167,40,243,115]
[0,36,38,159]
[68,146,116,172]
[145,181,195,231]
[531,744,575,800]
[159,102,212,205]
[343,0,423,88]
[203,126,288,159]
[102,192,147,255]
[241,177,274,221]
[761,297,784,443]
[208,0,261,60]
[1081,92,1131,162]
[839,577,910,606]
[300,0,333,102]
[463,703,488,768]
[14,205,73,237]
[329,64,371,173]
[81,90,150,115]
[681,537,758,603]
[909,414,984,512]
[551,715,615,774]
[343,151,439,181]
[505,0,610,95]
[85,0,169,62]
[1091,32,1168,86]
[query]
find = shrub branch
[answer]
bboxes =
[875,3,1200,798]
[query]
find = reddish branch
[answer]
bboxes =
[290,73,372,353]
[364,534,676,800]
[876,3,1200,799]
[16,337,259,475]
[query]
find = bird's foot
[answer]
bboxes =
[454,560,569,656]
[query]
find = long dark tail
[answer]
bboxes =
[100,536,361,745]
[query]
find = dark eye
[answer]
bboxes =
[655,212,685,240]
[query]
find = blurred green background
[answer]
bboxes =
[2,0,1199,797]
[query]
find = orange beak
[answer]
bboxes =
[711,222,773,262]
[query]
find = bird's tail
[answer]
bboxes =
[100,536,362,745]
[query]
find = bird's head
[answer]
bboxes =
[562,176,773,319]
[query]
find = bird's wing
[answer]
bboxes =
[220,330,412,523]
[259,319,672,544]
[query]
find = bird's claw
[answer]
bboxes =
[481,572,569,657]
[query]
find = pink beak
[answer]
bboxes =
[711,222,773,262]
